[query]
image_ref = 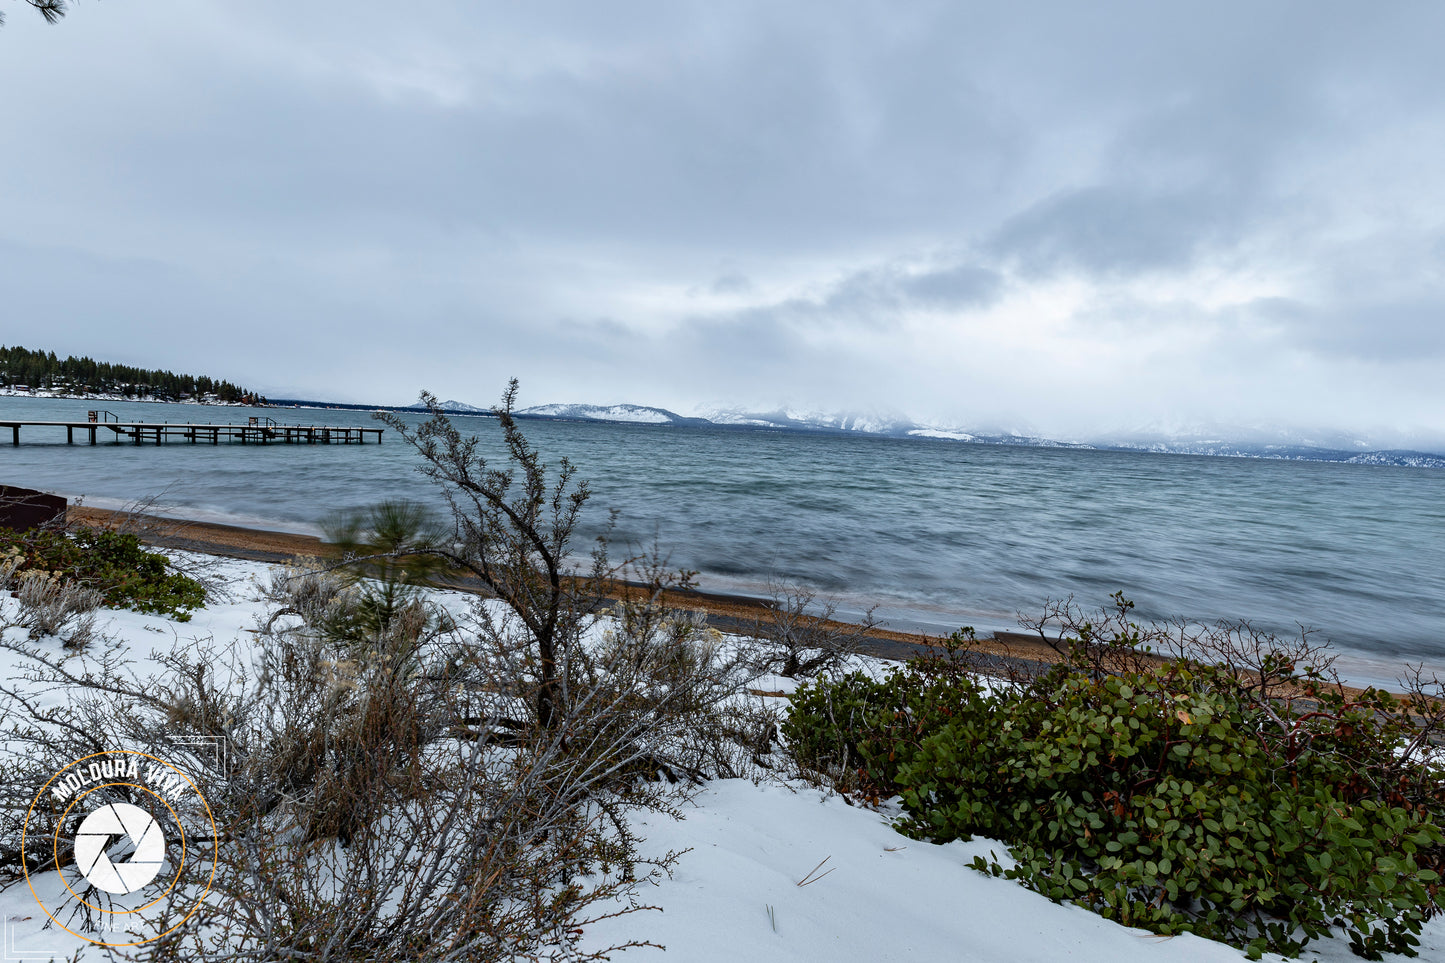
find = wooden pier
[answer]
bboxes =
[1,412,382,447]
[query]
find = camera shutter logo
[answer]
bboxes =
[22,750,218,948]
[73,802,167,894]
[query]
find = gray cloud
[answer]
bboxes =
[0,1,1443,439]
[900,264,1004,307]
[1267,297,1445,363]
[709,273,754,295]
[788,259,1006,322]
[988,186,1235,277]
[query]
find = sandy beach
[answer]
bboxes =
[68,504,1079,672]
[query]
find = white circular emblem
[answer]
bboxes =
[72,803,166,895]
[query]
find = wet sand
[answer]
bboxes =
[69,505,1067,670]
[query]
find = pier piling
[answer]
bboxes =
[0,419,382,449]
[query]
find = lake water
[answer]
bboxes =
[2,395,1441,688]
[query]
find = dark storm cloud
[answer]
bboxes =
[0,1,1443,437]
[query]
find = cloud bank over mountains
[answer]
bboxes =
[390,397,1444,467]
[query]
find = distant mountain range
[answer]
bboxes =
[1098,440,1445,469]
[516,402,708,426]
[262,395,1445,469]
[531,404,1445,468]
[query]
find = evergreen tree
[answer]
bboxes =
[0,345,265,404]
[0,1,67,28]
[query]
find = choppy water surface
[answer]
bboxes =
[2,396,1441,687]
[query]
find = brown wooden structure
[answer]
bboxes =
[1,412,383,447]
[0,485,66,531]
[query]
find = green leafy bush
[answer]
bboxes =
[0,526,205,620]
[784,641,1445,959]
[783,655,986,797]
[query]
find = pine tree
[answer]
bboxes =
[0,1,68,28]
[0,345,263,404]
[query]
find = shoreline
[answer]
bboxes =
[68,506,1407,702]
[69,505,1072,671]
[0,390,259,407]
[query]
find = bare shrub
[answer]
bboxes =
[14,569,102,646]
[370,383,780,781]
[1386,664,1445,808]
[746,578,880,679]
[260,557,361,634]
[376,382,596,731]
[1161,616,1340,700]
[1014,590,1169,680]
[585,576,765,782]
[0,588,690,960]
[1013,591,1349,696]
[0,545,23,590]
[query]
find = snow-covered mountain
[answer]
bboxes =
[1099,439,1445,469]
[694,405,916,434]
[516,403,704,425]
[907,427,978,442]
[1084,422,1445,468]
[394,396,1444,468]
[1088,419,1445,452]
[1343,450,1445,469]
[404,397,490,414]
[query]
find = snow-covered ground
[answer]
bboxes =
[582,781,1262,963]
[518,403,679,424]
[2,554,1443,962]
[908,427,979,442]
[0,389,251,406]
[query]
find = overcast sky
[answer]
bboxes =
[2,1,1443,444]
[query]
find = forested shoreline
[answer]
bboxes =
[0,345,265,404]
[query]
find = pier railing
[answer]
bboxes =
[2,417,383,447]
